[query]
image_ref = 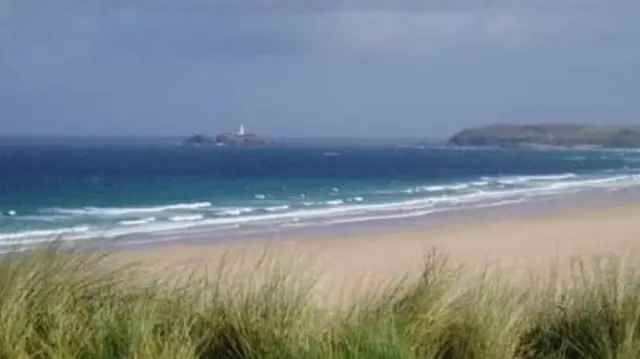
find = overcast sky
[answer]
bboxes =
[1,0,639,138]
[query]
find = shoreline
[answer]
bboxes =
[108,188,640,303]
[8,202,640,359]
[110,185,640,252]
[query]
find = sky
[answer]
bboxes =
[0,0,639,138]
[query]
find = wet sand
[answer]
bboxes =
[111,197,640,305]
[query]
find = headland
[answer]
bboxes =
[448,123,640,148]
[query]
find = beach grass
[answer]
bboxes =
[1,245,640,358]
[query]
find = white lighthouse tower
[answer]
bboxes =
[237,124,245,136]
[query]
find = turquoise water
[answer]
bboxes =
[1,141,640,250]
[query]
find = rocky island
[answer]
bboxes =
[183,125,272,146]
[448,124,640,149]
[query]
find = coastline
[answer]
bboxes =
[110,184,640,250]
[109,187,640,303]
[9,195,640,359]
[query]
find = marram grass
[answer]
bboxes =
[1,245,640,358]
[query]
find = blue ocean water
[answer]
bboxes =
[1,141,640,250]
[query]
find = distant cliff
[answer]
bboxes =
[448,124,640,148]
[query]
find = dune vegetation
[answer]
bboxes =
[1,245,640,359]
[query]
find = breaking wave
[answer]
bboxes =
[3,169,640,250]
[43,202,213,217]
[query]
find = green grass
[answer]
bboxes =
[1,245,640,359]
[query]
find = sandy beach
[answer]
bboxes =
[109,199,640,305]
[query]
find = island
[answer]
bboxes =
[447,124,640,149]
[183,134,214,145]
[182,125,272,146]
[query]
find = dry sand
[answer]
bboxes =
[112,202,640,304]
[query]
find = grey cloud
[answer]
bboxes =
[90,0,640,13]
[3,0,637,61]
[0,0,639,137]
[312,11,611,54]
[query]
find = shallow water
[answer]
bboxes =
[2,141,640,251]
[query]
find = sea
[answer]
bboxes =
[2,138,640,253]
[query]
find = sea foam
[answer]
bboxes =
[3,169,640,248]
[118,217,157,226]
[44,202,213,217]
[0,226,90,243]
[169,215,205,222]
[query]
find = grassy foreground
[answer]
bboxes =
[1,246,640,358]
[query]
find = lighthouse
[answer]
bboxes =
[237,124,245,137]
